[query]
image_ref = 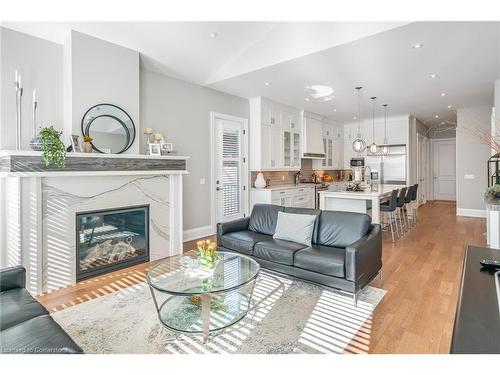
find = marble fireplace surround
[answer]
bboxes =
[0,151,188,295]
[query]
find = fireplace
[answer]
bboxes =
[76,205,150,281]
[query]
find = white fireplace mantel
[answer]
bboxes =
[0,150,189,294]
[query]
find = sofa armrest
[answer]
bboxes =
[217,217,250,244]
[0,265,26,292]
[345,224,382,284]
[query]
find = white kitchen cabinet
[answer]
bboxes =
[251,186,315,209]
[250,97,302,171]
[313,122,344,170]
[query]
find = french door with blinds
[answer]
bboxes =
[213,114,248,225]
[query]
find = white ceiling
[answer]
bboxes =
[209,22,500,127]
[3,21,499,127]
[2,21,405,85]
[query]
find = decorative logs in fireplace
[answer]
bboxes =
[80,239,137,271]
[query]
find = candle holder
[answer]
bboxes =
[29,100,43,151]
[14,80,23,150]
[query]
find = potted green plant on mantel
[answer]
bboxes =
[39,126,66,168]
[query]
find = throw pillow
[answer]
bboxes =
[273,211,317,246]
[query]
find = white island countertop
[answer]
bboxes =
[319,184,404,198]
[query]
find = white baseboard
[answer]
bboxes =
[456,208,487,218]
[183,225,215,242]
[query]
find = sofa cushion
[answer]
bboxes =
[254,239,307,265]
[0,288,48,331]
[220,230,271,255]
[248,204,284,236]
[0,315,83,354]
[273,211,317,246]
[283,207,321,243]
[294,245,346,278]
[316,210,371,248]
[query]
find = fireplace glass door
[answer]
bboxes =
[76,205,149,281]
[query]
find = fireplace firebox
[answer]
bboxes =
[76,205,150,281]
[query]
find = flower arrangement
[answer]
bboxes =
[484,184,500,205]
[39,126,66,168]
[82,135,93,153]
[197,239,218,269]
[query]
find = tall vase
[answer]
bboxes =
[254,172,266,188]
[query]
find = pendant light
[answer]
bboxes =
[368,96,378,154]
[382,104,389,155]
[352,87,366,153]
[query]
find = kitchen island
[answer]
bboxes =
[318,184,404,224]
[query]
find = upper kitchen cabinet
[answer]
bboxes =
[249,97,302,171]
[313,119,344,170]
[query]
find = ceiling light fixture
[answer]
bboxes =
[447,105,452,109]
[382,104,389,156]
[368,97,378,154]
[209,32,218,38]
[441,92,446,97]
[441,121,445,125]
[352,87,366,153]
[412,43,424,49]
[430,73,437,79]
[264,82,270,86]
[333,109,337,112]
[435,115,440,118]
[305,98,310,102]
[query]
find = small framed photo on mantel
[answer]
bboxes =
[160,142,173,155]
[70,135,81,152]
[148,143,161,156]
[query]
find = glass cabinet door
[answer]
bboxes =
[292,132,301,167]
[322,138,327,167]
[283,131,291,167]
[327,139,333,167]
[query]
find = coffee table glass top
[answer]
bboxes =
[147,251,260,295]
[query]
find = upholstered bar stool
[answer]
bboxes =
[380,189,399,242]
[410,184,419,225]
[403,185,416,230]
[396,187,408,235]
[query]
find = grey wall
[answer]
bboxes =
[0,27,63,149]
[140,69,249,231]
[456,106,492,212]
[70,31,140,153]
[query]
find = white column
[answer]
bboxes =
[371,196,381,224]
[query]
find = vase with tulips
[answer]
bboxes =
[197,239,218,269]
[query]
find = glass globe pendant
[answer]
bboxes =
[381,104,389,156]
[352,86,366,153]
[368,96,378,154]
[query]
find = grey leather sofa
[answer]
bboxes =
[217,204,382,304]
[0,266,83,354]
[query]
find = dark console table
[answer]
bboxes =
[450,245,500,353]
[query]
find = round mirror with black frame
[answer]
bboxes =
[81,104,136,154]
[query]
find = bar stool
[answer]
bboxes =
[403,185,416,229]
[380,189,399,242]
[410,184,419,224]
[396,187,408,235]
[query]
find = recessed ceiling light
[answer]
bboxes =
[412,43,424,49]
[209,32,218,38]
[441,92,446,97]
[447,105,453,109]
[441,121,445,125]
[333,109,337,112]
[430,73,437,79]
[353,116,357,120]
[264,82,270,86]
[305,98,310,102]
[435,115,440,118]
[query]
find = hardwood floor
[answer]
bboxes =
[37,201,486,354]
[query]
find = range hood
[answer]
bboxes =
[302,113,325,159]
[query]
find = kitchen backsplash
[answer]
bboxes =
[251,159,351,188]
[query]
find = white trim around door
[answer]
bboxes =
[210,112,249,234]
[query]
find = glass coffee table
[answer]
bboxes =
[146,251,260,343]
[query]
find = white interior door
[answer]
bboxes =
[417,133,430,205]
[432,139,456,201]
[213,115,248,225]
